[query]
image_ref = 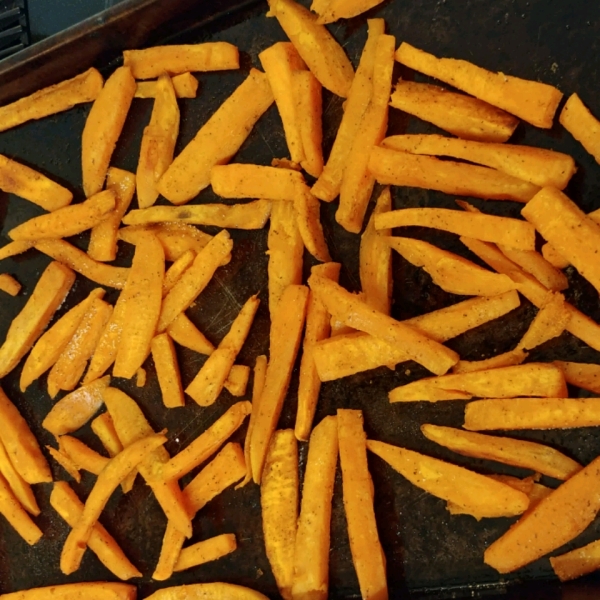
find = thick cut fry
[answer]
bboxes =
[50,481,141,580]
[151,334,185,408]
[560,93,600,164]
[60,436,109,475]
[82,66,136,197]
[47,444,81,482]
[145,583,268,600]
[484,454,600,573]
[0,438,39,516]
[250,287,308,483]
[135,72,198,99]
[293,70,323,177]
[555,361,600,395]
[60,432,167,575]
[389,81,519,143]
[338,410,387,600]
[337,34,395,234]
[294,189,330,262]
[376,209,535,252]
[551,539,600,582]
[267,200,304,315]
[382,134,576,189]
[522,187,600,294]
[137,75,180,208]
[0,274,20,296]
[124,43,239,79]
[421,424,581,481]
[368,439,529,518]
[360,187,392,315]
[395,42,562,128]
[0,261,75,379]
[113,232,164,379]
[296,263,340,441]
[313,291,520,380]
[167,313,214,356]
[0,471,42,544]
[292,415,338,600]
[369,147,540,202]
[312,19,384,201]
[158,69,274,204]
[47,298,113,397]
[9,190,115,241]
[186,295,260,406]
[389,363,567,402]
[452,350,526,375]
[43,376,110,436]
[0,68,103,132]
[259,42,306,164]
[315,0,384,22]
[158,230,232,332]
[153,443,246,581]
[163,250,195,296]
[517,293,570,351]
[267,0,354,98]
[0,582,136,600]
[0,241,32,261]
[310,274,459,375]
[35,239,128,288]
[261,430,298,600]
[174,533,237,572]
[88,168,136,262]
[224,365,250,397]
[542,242,569,269]
[103,387,191,537]
[465,398,600,431]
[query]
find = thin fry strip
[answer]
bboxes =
[47,445,81,482]
[151,334,185,408]
[559,93,600,164]
[60,436,109,475]
[0,438,39,516]
[0,471,42,545]
[135,73,198,99]
[174,533,237,572]
[294,188,331,262]
[163,250,195,297]
[293,69,323,177]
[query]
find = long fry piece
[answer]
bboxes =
[135,72,198,99]
[0,471,42,545]
[174,534,237,573]
[167,313,214,356]
[294,69,323,177]
[151,334,185,408]
[559,93,600,164]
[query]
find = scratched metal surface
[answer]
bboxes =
[0,0,600,597]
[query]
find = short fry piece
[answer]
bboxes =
[151,334,184,408]
[559,93,600,164]
[224,365,251,397]
[135,72,198,99]
[174,533,237,572]
[395,42,562,128]
[261,430,299,600]
[554,361,600,395]
[167,313,214,356]
[293,70,323,177]
[0,439,39,516]
[0,471,42,545]
[421,425,581,481]
[0,274,20,296]
[145,583,268,600]
[551,538,600,582]
[516,292,570,350]
[0,582,136,599]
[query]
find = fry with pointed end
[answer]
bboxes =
[145,583,268,600]
[163,250,195,296]
[0,274,20,296]
[174,533,237,573]
[152,334,185,408]
[293,70,323,177]
[0,439,39,516]
[559,93,600,164]
[314,0,384,22]
[135,72,198,98]
[0,582,136,599]
[294,189,330,262]
[47,444,81,482]
[167,313,214,356]
[0,472,42,544]
[59,436,109,475]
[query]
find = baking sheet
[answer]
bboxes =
[0,0,600,597]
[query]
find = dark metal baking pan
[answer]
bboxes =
[0,0,600,597]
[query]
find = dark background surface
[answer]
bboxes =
[0,0,600,599]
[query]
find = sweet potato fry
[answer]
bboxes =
[382,134,576,189]
[0,241,32,261]
[293,70,323,177]
[338,410,387,599]
[484,454,600,573]
[497,245,568,291]
[294,188,330,262]
[59,436,109,475]
[88,168,136,262]
[123,199,271,230]
[337,33,395,234]
[42,376,110,436]
[50,481,141,580]
[0,471,42,545]
[390,363,567,402]
[554,361,600,395]
[47,445,81,482]
[261,430,298,600]
[82,66,136,197]
[0,67,103,133]
[145,583,268,600]
[186,295,259,406]
[0,582,136,599]
[292,415,338,600]
[421,424,581,480]
[267,0,354,98]
[314,0,384,22]
[250,285,309,483]
[464,398,600,431]
[559,93,600,164]
[551,538,600,582]
[157,68,274,204]
[123,43,239,79]
[395,42,562,128]
[163,250,195,296]
[135,72,198,99]
[174,533,237,572]
[389,80,519,143]
[153,442,246,581]
[135,368,146,387]
[151,334,185,408]
[312,19,384,202]
[158,230,232,332]
[369,146,540,202]
[0,274,20,296]
[224,365,251,397]
[542,242,570,269]
[0,439,39,516]
[0,261,75,379]
[167,313,214,356]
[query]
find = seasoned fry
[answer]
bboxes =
[338,410,387,600]
[554,361,600,395]
[267,0,354,98]
[0,471,42,545]
[369,146,540,202]
[88,168,136,262]
[395,42,562,128]
[542,242,569,269]
[82,66,136,197]
[261,430,298,600]
[421,424,581,480]
[123,43,239,79]
[136,72,198,99]
[174,533,237,572]
[158,68,274,204]
[47,445,81,482]
[163,250,195,296]
[314,0,384,22]
[50,481,141,580]
[0,68,103,133]
[294,189,330,262]
[292,415,338,600]
[0,261,75,379]
[389,80,519,143]
[145,583,268,600]
[551,538,600,582]
[293,70,323,177]
[559,93,600,164]
[0,241,32,261]
[151,334,184,408]
[59,436,109,475]
[0,439,39,516]
[250,286,308,483]
[0,582,136,599]
[224,365,251,397]
[167,313,214,356]
[0,274,20,296]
